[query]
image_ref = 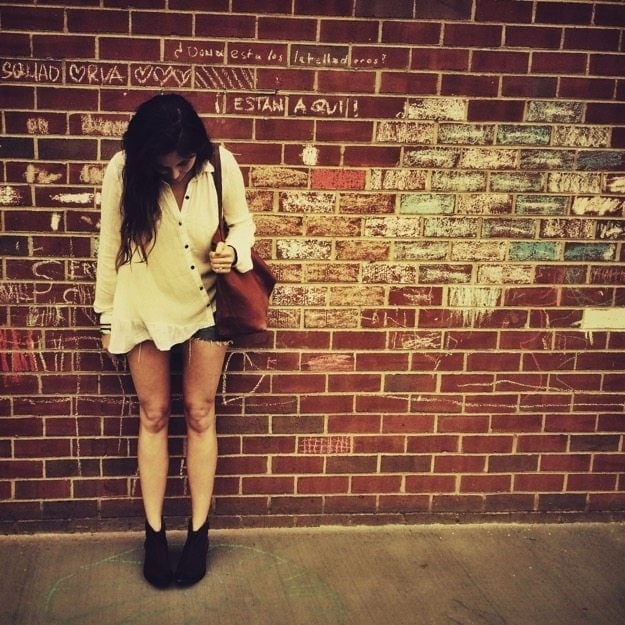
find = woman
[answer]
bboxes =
[94,93,255,588]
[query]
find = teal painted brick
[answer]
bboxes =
[497,124,551,145]
[509,241,560,261]
[431,171,487,192]
[438,123,495,145]
[527,101,584,123]
[515,195,569,215]
[576,151,625,171]
[400,193,455,214]
[564,242,617,261]
[490,172,545,192]
[519,149,575,170]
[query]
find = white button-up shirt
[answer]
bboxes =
[94,146,255,354]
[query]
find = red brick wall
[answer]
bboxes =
[1,0,625,530]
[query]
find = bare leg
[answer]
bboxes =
[127,341,171,531]
[182,338,227,530]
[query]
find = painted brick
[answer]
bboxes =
[519,149,575,170]
[431,171,487,192]
[375,121,436,143]
[482,217,536,239]
[400,193,454,214]
[422,217,478,238]
[497,124,551,146]
[509,241,560,261]
[369,169,427,191]
[553,125,610,148]
[490,172,545,193]
[457,194,513,215]
[577,151,625,171]
[515,195,569,216]
[527,101,584,123]
[439,123,495,145]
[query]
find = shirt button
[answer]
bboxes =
[178,221,183,226]
[191,265,195,270]
[185,244,189,249]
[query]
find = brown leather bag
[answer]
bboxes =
[210,147,276,339]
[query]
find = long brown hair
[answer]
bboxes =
[116,94,213,269]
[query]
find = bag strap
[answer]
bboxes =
[210,145,226,242]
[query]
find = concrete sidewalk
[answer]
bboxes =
[1,523,624,625]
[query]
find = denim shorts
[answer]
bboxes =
[192,326,219,342]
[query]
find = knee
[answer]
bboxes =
[184,400,216,435]
[139,403,170,434]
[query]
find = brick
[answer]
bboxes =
[501,76,558,98]
[298,476,349,494]
[515,474,564,492]
[595,3,625,26]
[586,104,625,125]
[445,24,502,47]
[294,0,352,16]
[483,217,536,239]
[505,26,562,49]
[67,9,128,33]
[33,35,95,59]
[382,21,441,45]
[411,47,470,71]
[356,0,413,17]
[564,27,621,52]
[351,475,402,494]
[564,242,616,261]
[460,475,511,493]
[560,77,616,101]
[531,52,587,75]
[475,0,533,23]
[473,50,529,73]
[406,475,456,493]
[439,123,495,145]
[99,36,161,61]
[370,452,421,472]
[535,2,592,25]
[0,33,30,56]
[2,6,64,31]
[442,75,499,98]
[528,100,584,123]
[376,121,436,144]
[380,71,438,96]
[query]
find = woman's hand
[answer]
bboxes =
[209,241,236,274]
[101,334,111,351]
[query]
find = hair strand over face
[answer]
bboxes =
[115,93,213,269]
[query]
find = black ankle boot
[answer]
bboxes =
[143,519,173,588]
[174,518,209,586]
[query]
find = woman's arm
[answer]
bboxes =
[93,151,124,334]
[220,147,256,272]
